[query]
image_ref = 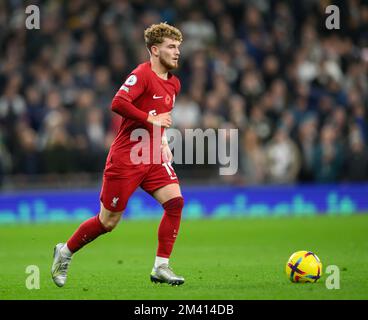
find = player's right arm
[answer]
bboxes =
[111,72,171,128]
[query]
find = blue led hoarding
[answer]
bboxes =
[0,184,367,223]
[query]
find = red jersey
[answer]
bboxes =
[106,61,181,172]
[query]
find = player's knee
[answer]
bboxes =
[99,211,122,232]
[101,220,117,232]
[163,196,184,217]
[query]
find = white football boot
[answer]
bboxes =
[51,243,72,287]
[150,263,185,286]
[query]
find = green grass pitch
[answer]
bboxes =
[1,214,367,300]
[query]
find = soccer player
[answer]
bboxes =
[51,23,185,286]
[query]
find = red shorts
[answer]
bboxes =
[100,161,179,212]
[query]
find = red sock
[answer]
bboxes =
[66,215,109,253]
[157,197,184,258]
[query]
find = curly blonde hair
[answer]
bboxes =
[144,22,183,52]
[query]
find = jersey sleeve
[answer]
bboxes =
[111,96,148,122]
[115,70,147,103]
[175,77,181,95]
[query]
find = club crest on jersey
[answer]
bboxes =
[124,75,137,86]
[165,94,171,105]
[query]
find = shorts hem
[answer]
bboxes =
[144,180,179,195]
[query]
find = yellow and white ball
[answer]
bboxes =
[286,250,322,283]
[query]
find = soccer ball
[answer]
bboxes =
[285,250,322,283]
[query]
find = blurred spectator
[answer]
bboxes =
[296,116,319,182]
[312,124,344,183]
[240,127,266,185]
[43,126,74,174]
[343,125,368,182]
[13,125,42,175]
[25,86,45,131]
[248,104,272,143]
[180,9,216,57]
[329,106,349,140]
[93,66,115,110]
[227,94,247,130]
[171,94,201,131]
[239,70,264,106]
[265,127,301,184]
[0,131,11,186]
[0,79,27,155]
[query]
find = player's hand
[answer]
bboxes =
[147,112,172,128]
[161,144,173,163]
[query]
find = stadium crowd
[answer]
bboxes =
[0,0,367,188]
